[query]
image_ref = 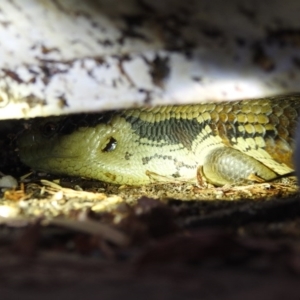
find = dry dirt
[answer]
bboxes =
[1,119,300,299]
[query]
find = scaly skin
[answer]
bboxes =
[18,95,300,186]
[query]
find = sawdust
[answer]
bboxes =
[0,174,298,220]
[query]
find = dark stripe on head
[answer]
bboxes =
[124,115,207,150]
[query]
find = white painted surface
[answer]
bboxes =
[0,0,300,119]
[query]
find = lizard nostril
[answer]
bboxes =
[41,122,58,137]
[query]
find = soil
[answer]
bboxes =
[1,119,300,299]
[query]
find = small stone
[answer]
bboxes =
[0,175,18,188]
[0,205,20,218]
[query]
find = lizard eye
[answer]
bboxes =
[102,137,117,152]
[41,122,58,137]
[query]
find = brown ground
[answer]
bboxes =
[1,120,300,299]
